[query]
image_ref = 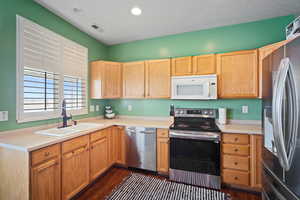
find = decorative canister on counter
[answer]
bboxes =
[218,108,227,125]
[104,105,116,119]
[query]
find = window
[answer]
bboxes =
[63,76,86,110]
[24,68,59,112]
[17,16,88,123]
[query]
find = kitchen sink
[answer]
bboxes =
[35,123,104,137]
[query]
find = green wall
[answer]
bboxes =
[107,15,294,120]
[0,0,108,131]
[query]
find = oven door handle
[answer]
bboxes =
[170,132,220,142]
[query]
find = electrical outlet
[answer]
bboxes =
[128,105,132,112]
[242,106,248,114]
[96,105,100,111]
[89,105,95,112]
[0,111,8,121]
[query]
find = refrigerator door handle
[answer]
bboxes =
[273,58,298,171]
[273,58,289,170]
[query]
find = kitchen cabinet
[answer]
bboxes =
[90,61,122,99]
[171,56,193,76]
[221,133,262,191]
[107,127,115,167]
[192,54,216,75]
[145,59,171,98]
[217,50,258,98]
[123,61,145,98]
[258,40,287,98]
[90,130,108,181]
[62,135,90,200]
[157,129,169,174]
[250,135,262,189]
[31,144,61,200]
[112,126,126,165]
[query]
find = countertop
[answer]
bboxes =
[0,117,262,152]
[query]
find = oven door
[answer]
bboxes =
[170,137,220,176]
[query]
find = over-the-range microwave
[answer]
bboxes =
[171,75,217,99]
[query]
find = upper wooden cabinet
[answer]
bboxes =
[145,59,171,98]
[217,50,258,98]
[171,56,193,76]
[90,61,122,99]
[192,54,216,75]
[258,40,287,98]
[122,61,145,98]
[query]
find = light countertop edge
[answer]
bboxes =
[0,117,262,152]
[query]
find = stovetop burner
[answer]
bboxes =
[169,108,220,132]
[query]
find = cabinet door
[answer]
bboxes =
[113,126,126,165]
[192,54,216,75]
[157,137,169,174]
[103,62,122,98]
[171,56,192,76]
[107,128,115,166]
[258,40,287,98]
[31,157,61,200]
[62,140,89,200]
[90,61,104,99]
[123,61,145,98]
[217,50,258,98]
[145,59,171,98]
[90,136,108,181]
[250,135,262,189]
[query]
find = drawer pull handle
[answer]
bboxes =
[234,176,238,180]
[44,152,50,157]
[234,149,238,152]
[234,162,238,165]
[234,138,238,141]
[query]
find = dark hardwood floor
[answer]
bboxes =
[75,167,262,200]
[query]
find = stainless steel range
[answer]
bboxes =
[169,108,221,189]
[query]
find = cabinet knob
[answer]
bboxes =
[234,176,238,180]
[234,137,238,142]
[44,152,50,157]
[234,149,238,152]
[234,162,238,165]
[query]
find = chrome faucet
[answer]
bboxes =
[60,99,72,128]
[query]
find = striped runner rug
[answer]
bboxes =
[106,173,231,200]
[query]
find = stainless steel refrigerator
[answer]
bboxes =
[262,36,300,200]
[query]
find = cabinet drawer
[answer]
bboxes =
[223,169,250,186]
[223,155,249,171]
[90,129,107,142]
[62,135,89,154]
[157,129,169,138]
[31,144,60,166]
[223,134,249,144]
[222,144,249,156]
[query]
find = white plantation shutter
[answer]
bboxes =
[17,16,88,122]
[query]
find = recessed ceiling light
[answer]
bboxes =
[131,7,142,16]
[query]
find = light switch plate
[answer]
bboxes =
[242,106,248,114]
[90,105,95,112]
[96,105,100,111]
[0,111,8,121]
[128,105,132,112]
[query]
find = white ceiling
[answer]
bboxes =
[35,0,300,45]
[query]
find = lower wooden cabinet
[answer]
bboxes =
[90,130,108,181]
[31,154,61,200]
[157,129,169,174]
[113,126,126,165]
[221,133,262,191]
[61,135,90,200]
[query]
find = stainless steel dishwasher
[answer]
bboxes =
[125,127,157,171]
